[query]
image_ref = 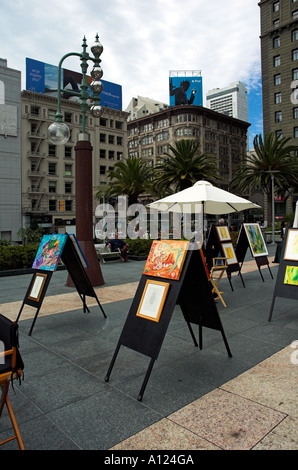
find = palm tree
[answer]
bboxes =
[230,132,298,226]
[153,139,219,192]
[95,157,153,206]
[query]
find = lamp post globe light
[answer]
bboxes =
[48,34,105,286]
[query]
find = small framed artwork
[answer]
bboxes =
[243,223,268,257]
[283,229,298,262]
[283,265,298,286]
[28,272,47,302]
[136,280,170,322]
[216,225,231,242]
[221,242,238,265]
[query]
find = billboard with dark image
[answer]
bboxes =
[169,75,203,107]
[26,58,122,110]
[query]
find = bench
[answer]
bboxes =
[94,244,124,264]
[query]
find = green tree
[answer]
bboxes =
[230,132,298,226]
[95,157,153,206]
[153,139,219,192]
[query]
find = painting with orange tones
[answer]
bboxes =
[143,240,189,280]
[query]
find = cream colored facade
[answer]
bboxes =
[21,90,128,233]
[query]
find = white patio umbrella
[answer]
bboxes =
[147,180,261,215]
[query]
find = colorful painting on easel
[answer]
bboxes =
[283,229,298,261]
[244,223,268,257]
[284,265,298,286]
[143,240,189,280]
[32,234,67,271]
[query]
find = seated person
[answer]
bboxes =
[106,234,128,261]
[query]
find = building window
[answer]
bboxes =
[100,133,106,143]
[65,146,72,158]
[275,92,282,104]
[48,162,56,175]
[108,135,114,144]
[64,164,72,176]
[294,127,298,138]
[294,107,298,118]
[293,49,298,61]
[292,29,298,41]
[100,149,106,159]
[108,151,115,159]
[65,201,72,211]
[273,1,279,11]
[274,73,281,85]
[274,55,280,67]
[273,36,280,48]
[117,136,123,146]
[115,121,123,130]
[276,130,283,140]
[293,10,298,19]
[65,182,72,193]
[293,68,298,80]
[273,19,280,27]
[49,181,56,193]
[48,145,56,157]
[64,112,72,123]
[100,165,106,175]
[275,111,282,122]
[49,200,56,211]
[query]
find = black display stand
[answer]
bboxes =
[236,224,273,282]
[206,225,245,291]
[268,228,298,321]
[16,235,106,335]
[105,243,232,402]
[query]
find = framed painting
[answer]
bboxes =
[216,225,231,242]
[284,265,298,286]
[283,229,298,262]
[221,242,238,265]
[32,234,67,271]
[243,223,268,257]
[136,280,170,322]
[143,240,189,280]
[28,272,47,302]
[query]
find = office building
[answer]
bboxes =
[127,104,249,204]
[206,81,248,123]
[125,96,169,122]
[21,90,128,234]
[0,59,22,241]
[259,0,298,146]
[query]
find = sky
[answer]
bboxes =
[1,0,263,148]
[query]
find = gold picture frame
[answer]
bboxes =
[28,272,47,302]
[221,242,238,265]
[136,280,170,323]
[216,225,231,242]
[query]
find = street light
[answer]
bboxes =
[48,34,105,286]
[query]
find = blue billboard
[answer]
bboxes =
[169,76,203,107]
[26,58,122,110]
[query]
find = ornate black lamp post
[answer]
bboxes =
[48,34,105,286]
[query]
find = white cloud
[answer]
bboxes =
[1,0,262,109]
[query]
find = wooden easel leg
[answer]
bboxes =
[239,271,245,287]
[258,266,265,282]
[5,396,24,450]
[105,342,121,382]
[28,307,41,336]
[268,296,276,322]
[199,324,203,350]
[95,296,107,318]
[227,274,234,292]
[16,303,25,323]
[221,329,232,358]
[268,264,273,279]
[186,321,198,347]
[137,358,155,402]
